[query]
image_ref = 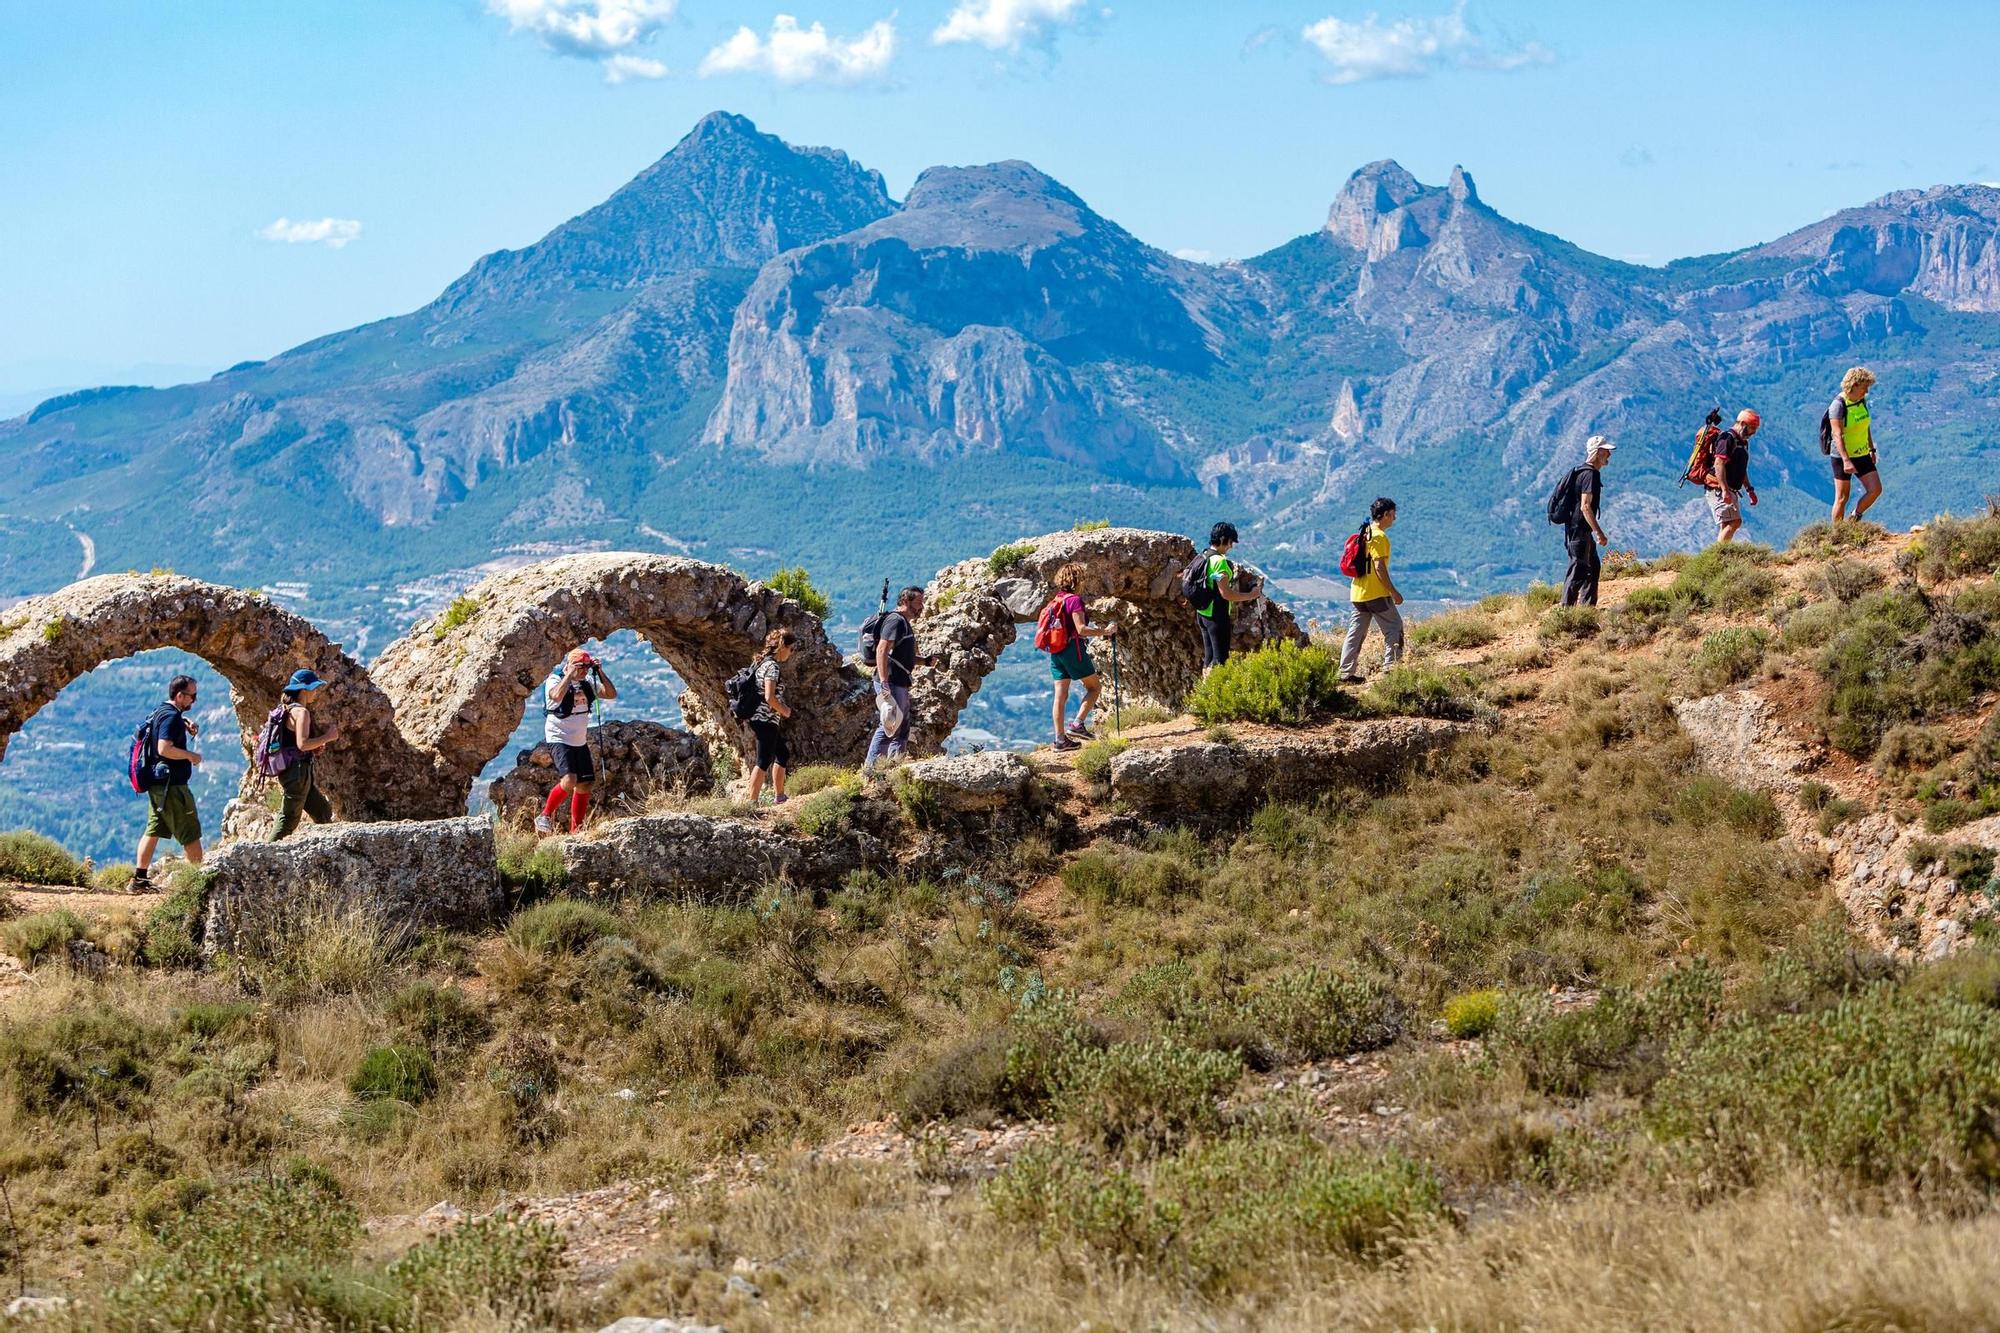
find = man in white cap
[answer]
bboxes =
[1561,435,1613,606]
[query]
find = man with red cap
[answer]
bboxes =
[1706,408,1761,544]
[535,646,617,835]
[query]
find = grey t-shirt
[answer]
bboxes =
[751,657,783,725]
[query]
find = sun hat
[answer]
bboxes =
[1586,434,1615,455]
[284,668,327,692]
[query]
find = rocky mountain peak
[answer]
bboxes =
[1447,164,1479,205]
[1323,160,1486,261]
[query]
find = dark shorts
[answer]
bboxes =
[552,743,595,781]
[1832,452,1878,481]
[1049,641,1098,681]
[144,783,201,845]
[750,719,789,773]
[1198,609,1233,668]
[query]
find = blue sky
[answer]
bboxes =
[4,0,1997,399]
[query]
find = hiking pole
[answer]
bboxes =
[1111,632,1121,733]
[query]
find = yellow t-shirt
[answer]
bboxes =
[1350,524,1392,603]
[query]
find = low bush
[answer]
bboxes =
[0,829,87,886]
[1815,591,2000,757]
[765,565,830,619]
[1072,735,1128,784]
[1539,606,1600,642]
[386,981,491,1055]
[1366,665,1488,721]
[507,899,622,956]
[1072,518,1111,532]
[786,764,853,796]
[1443,989,1504,1038]
[1410,610,1498,652]
[792,784,856,837]
[1790,519,1887,559]
[988,542,1035,575]
[890,772,942,828]
[1876,724,1951,772]
[1048,1036,1242,1156]
[1670,544,1778,614]
[432,593,480,640]
[1805,559,1885,604]
[0,1003,158,1116]
[1186,640,1344,726]
[1523,582,1559,611]
[383,1214,566,1325]
[495,830,566,901]
[1915,509,2000,583]
[350,1043,439,1104]
[1689,627,1769,693]
[0,908,86,968]
[1060,841,1202,908]
[141,875,206,968]
[1495,961,1722,1099]
[1238,968,1400,1063]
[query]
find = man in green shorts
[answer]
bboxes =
[1041,562,1120,751]
[133,674,204,889]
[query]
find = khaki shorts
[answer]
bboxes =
[144,783,202,846]
[1707,488,1741,528]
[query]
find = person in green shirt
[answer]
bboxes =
[1339,497,1403,684]
[1195,521,1264,674]
[1829,366,1883,524]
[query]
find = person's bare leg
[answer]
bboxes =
[772,763,787,800]
[135,833,160,872]
[183,839,203,866]
[1075,676,1102,731]
[1855,473,1883,520]
[1052,678,1071,742]
[748,766,767,803]
[1832,476,1850,524]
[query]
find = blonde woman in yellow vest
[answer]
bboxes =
[1830,366,1882,523]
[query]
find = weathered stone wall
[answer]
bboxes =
[906,528,1307,751]
[487,720,714,826]
[200,816,501,954]
[1108,719,1467,821]
[560,812,879,901]
[0,572,437,823]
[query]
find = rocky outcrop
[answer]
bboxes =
[1672,690,1811,797]
[200,816,501,954]
[487,721,713,826]
[1107,719,1467,820]
[0,572,438,822]
[369,552,876,801]
[560,813,876,901]
[900,751,1035,811]
[906,527,1307,751]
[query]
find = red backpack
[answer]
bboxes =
[1033,596,1073,654]
[1338,524,1372,579]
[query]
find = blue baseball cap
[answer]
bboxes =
[284,668,328,692]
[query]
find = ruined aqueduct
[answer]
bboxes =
[0,528,1304,827]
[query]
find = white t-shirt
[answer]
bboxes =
[543,669,596,747]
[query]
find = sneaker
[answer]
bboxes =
[534,814,555,836]
[1068,720,1095,740]
[1053,736,1082,752]
[774,794,789,805]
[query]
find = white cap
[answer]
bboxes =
[1586,434,1615,455]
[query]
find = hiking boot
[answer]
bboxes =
[1053,736,1082,752]
[533,814,555,836]
[1068,720,1095,740]
[1338,674,1365,686]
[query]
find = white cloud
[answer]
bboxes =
[487,0,675,80]
[258,218,362,249]
[700,14,895,85]
[1300,3,1550,85]
[603,53,668,82]
[933,0,1084,50]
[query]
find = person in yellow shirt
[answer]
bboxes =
[1339,497,1402,684]
[1829,367,1883,524]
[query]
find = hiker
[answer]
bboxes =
[534,648,617,835]
[1339,498,1403,683]
[1560,436,1613,607]
[866,586,938,768]
[1193,521,1264,673]
[1038,563,1120,751]
[270,669,342,841]
[746,629,796,805]
[1706,409,1760,543]
[1829,367,1883,524]
[133,674,203,886]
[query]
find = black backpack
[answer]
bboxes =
[1818,407,1835,455]
[1179,548,1218,613]
[857,579,891,662]
[726,664,762,721]
[1546,465,1591,526]
[127,704,176,794]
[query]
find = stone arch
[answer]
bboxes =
[368,553,875,803]
[906,527,1307,750]
[0,573,433,825]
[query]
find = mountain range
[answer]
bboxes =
[5,110,1999,615]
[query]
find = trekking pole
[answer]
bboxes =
[1111,632,1121,733]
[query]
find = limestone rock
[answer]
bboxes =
[901,751,1035,810]
[1673,690,1809,797]
[202,816,501,954]
[1109,720,1466,819]
[488,721,714,825]
[561,813,872,901]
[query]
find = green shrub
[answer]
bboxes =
[0,1004,157,1116]
[1689,626,1769,693]
[890,772,942,828]
[793,784,855,837]
[506,899,621,955]
[1442,989,1503,1038]
[141,875,206,968]
[987,1135,1444,1288]
[1805,559,1885,603]
[988,542,1035,575]
[1790,519,1887,559]
[1365,664,1488,721]
[1240,969,1400,1063]
[350,1044,438,1104]
[1186,640,1344,725]
[765,565,830,619]
[1670,774,1782,839]
[177,1001,257,1041]
[1779,599,1850,650]
[386,981,491,1055]
[1072,518,1111,532]
[1876,724,1951,771]
[431,593,480,640]
[1049,1036,1243,1156]
[1538,606,1600,642]
[786,764,853,796]
[0,829,87,886]
[1649,983,2000,1192]
[495,830,566,901]
[0,909,86,968]
[1814,591,2000,757]
[93,862,136,892]
[40,616,65,644]
[1669,544,1779,614]
[384,1214,565,1324]
[1072,735,1128,783]
[1523,582,1559,611]
[1496,961,1722,1098]
[1916,510,2000,583]
[1410,610,1498,652]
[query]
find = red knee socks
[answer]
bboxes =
[541,787,567,819]
[569,789,590,832]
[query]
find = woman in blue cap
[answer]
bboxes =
[271,668,342,840]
